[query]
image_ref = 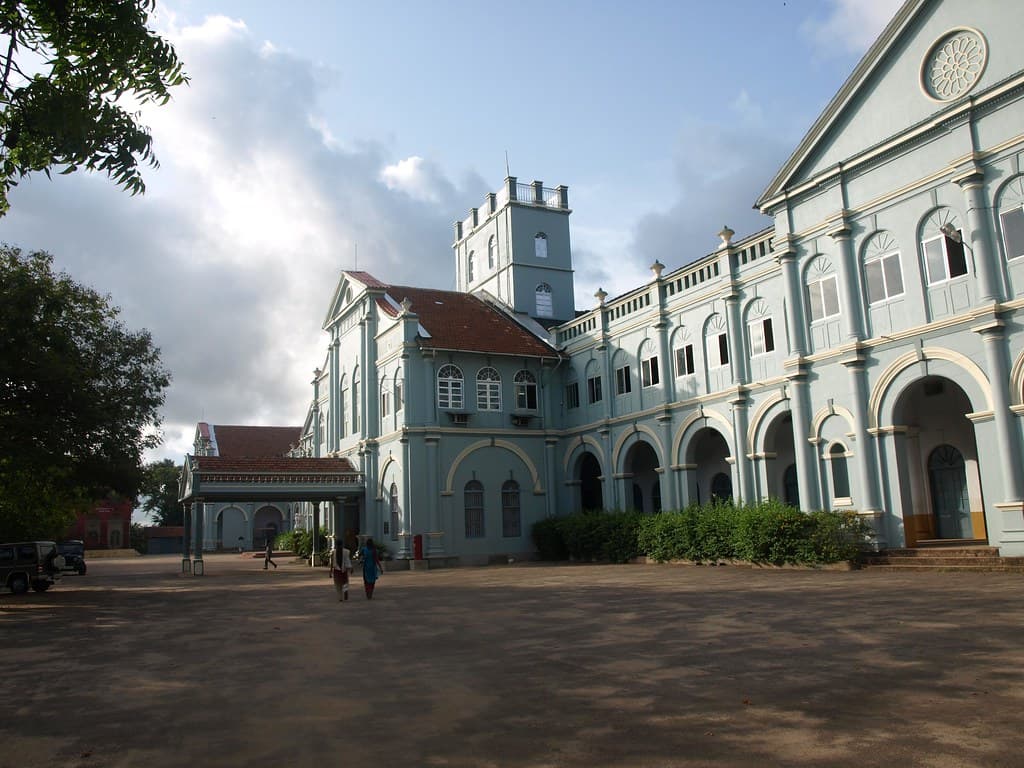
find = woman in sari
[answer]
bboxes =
[358,537,383,599]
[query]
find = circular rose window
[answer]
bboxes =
[922,28,987,101]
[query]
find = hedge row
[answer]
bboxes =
[532,501,870,566]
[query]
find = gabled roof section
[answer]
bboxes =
[756,0,923,209]
[323,271,387,329]
[384,284,561,358]
[209,425,303,458]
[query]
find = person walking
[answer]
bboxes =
[329,538,352,601]
[358,537,383,599]
[263,538,277,570]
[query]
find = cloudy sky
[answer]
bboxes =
[0,0,902,464]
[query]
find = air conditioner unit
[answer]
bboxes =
[448,412,469,425]
[510,413,534,427]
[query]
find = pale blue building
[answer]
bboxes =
[282,0,1024,562]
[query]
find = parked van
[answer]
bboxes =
[0,542,64,594]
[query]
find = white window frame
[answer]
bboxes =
[467,250,476,283]
[709,332,729,369]
[615,365,632,395]
[864,250,905,304]
[641,355,660,387]
[437,365,464,409]
[476,367,502,411]
[535,283,553,318]
[675,344,695,377]
[587,374,603,404]
[566,381,580,409]
[1001,205,1024,261]
[534,232,548,259]
[488,235,496,268]
[922,232,968,285]
[807,274,841,322]
[748,317,775,357]
[514,370,538,410]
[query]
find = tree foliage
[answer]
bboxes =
[0,0,187,214]
[0,246,170,540]
[138,457,182,526]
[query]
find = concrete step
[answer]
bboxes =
[881,547,999,557]
[864,556,1015,567]
[863,563,1024,573]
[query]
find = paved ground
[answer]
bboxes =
[3,555,1024,768]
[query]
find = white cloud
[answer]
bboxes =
[801,0,904,57]
[0,15,481,464]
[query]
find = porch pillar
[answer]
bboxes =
[311,501,321,567]
[181,503,192,574]
[844,357,883,515]
[730,393,752,503]
[955,166,1001,303]
[787,372,820,511]
[425,434,443,555]
[192,502,205,576]
[657,414,676,511]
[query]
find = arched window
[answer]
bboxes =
[318,413,325,449]
[476,367,502,411]
[514,370,537,410]
[464,480,485,538]
[534,232,548,259]
[806,257,841,321]
[437,365,464,409]
[921,209,967,284]
[784,464,799,507]
[352,367,360,433]
[535,283,553,318]
[998,176,1024,261]
[745,299,775,356]
[830,444,851,499]
[705,314,729,368]
[863,232,904,304]
[488,235,496,269]
[340,376,349,439]
[390,483,400,541]
[467,251,476,283]
[501,480,521,537]
[394,374,404,413]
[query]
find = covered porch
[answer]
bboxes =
[178,455,364,574]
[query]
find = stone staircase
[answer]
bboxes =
[860,545,1024,572]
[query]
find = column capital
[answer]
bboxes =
[950,159,985,189]
[826,210,854,239]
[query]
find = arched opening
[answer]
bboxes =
[710,472,733,502]
[577,451,603,512]
[686,427,731,505]
[217,506,246,550]
[763,411,797,502]
[891,375,987,544]
[623,441,660,514]
[254,506,284,550]
[928,445,972,539]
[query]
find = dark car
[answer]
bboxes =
[0,542,64,594]
[57,540,87,575]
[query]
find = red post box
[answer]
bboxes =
[413,534,424,560]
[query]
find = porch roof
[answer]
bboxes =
[178,455,364,504]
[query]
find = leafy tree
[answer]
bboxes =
[0,0,187,214]
[0,246,170,540]
[138,457,182,526]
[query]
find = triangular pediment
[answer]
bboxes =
[757,0,1024,210]
[322,271,384,329]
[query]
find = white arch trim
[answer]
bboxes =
[612,424,666,474]
[562,435,607,474]
[671,408,734,465]
[747,390,789,450]
[810,404,856,442]
[443,439,543,495]
[1010,347,1024,407]
[868,347,993,429]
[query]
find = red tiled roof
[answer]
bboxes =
[211,425,302,458]
[345,270,387,288]
[383,285,559,358]
[192,456,359,474]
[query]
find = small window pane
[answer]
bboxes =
[808,280,824,320]
[882,253,904,298]
[1001,208,1024,260]
[535,234,548,259]
[945,235,967,278]
[830,445,851,499]
[588,375,603,404]
[763,319,775,352]
[865,259,886,304]
[822,276,840,316]
[718,333,729,366]
[924,237,946,284]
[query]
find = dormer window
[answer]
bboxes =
[534,232,548,259]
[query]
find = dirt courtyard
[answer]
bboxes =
[2,554,1023,768]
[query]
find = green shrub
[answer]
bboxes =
[803,510,872,563]
[731,500,811,564]
[288,529,328,559]
[692,501,740,561]
[637,510,695,562]
[532,517,568,560]
[275,530,297,552]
